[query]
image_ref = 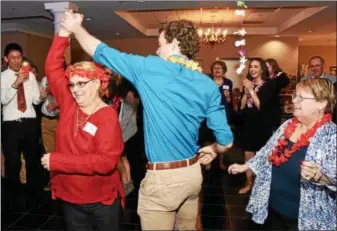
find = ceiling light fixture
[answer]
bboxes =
[85,17,92,21]
[308,30,312,33]
[274,35,280,37]
[198,15,228,48]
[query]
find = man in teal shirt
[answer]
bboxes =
[61,10,233,230]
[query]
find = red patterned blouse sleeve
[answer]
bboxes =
[45,35,72,109]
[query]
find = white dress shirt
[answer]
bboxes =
[119,100,138,142]
[40,76,59,117]
[1,68,41,121]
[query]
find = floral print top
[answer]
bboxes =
[246,119,336,230]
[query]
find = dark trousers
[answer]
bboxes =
[2,118,42,200]
[263,207,298,230]
[63,199,120,231]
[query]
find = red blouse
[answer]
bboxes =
[45,35,125,206]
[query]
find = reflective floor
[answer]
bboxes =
[1,147,262,231]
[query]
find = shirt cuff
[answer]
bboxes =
[93,42,108,64]
[56,34,70,40]
[215,131,234,146]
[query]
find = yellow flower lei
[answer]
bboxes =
[167,55,202,72]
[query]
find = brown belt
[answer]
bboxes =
[147,155,198,170]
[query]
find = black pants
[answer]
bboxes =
[63,199,120,231]
[263,207,298,230]
[2,118,42,200]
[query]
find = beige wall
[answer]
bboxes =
[298,46,336,74]
[25,34,52,79]
[1,32,52,79]
[3,31,336,81]
[1,32,27,57]
[72,36,300,76]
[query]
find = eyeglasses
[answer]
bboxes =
[291,93,316,102]
[309,64,322,69]
[67,80,93,90]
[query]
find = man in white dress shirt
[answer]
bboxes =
[301,56,336,83]
[1,43,46,210]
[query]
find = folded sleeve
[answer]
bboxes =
[206,88,234,146]
[45,35,72,109]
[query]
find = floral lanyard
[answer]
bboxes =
[246,81,264,108]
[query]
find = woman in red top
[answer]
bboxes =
[41,27,124,231]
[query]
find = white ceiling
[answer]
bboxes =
[1,1,336,46]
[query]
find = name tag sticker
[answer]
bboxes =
[83,122,98,136]
[223,85,229,90]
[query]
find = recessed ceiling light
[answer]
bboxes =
[85,17,92,21]
[274,35,280,37]
[116,32,120,36]
[308,30,312,33]
[299,38,304,41]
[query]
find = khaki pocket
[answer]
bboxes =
[140,178,159,197]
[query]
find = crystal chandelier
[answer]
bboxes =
[198,16,228,48]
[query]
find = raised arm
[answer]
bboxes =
[60,10,145,86]
[50,117,124,175]
[45,28,72,108]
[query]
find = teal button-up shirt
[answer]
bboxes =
[93,43,233,162]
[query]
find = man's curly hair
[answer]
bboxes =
[160,20,200,59]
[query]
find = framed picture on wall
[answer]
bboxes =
[330,66,336,76]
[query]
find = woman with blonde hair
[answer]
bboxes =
[229,78,336,230]
[41,27,124,231]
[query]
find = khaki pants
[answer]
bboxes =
[137,161,202,230]
[41,117,58,153]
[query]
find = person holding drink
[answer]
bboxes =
[229,78,336,230]
[1,43,46,210]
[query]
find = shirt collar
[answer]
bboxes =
[6,67,19,75]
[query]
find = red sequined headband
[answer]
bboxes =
[65,62,110,90]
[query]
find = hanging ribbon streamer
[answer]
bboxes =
[235,1,248,74]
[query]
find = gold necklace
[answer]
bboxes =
[74,100,102,136]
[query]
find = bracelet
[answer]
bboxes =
[12,84,18,89]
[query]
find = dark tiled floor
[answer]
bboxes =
[1,146,263,231]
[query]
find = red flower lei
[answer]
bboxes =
[268,113,332,166]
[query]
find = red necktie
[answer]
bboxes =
[17,83,27,112]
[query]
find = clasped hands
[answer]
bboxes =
[242,79,253,94]
[300,161,323,183]
[59,9,84,35]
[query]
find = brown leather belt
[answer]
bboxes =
[147,155,198,170]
